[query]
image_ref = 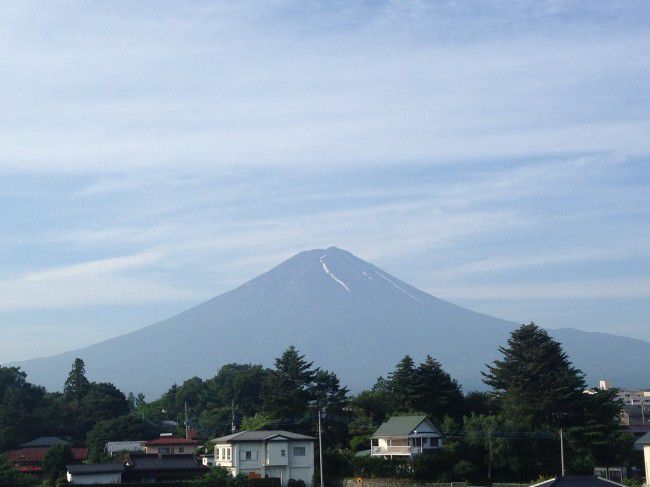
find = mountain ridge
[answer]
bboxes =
[10,247,650,398]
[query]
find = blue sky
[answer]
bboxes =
[1,1,649,363]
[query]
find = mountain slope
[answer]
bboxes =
[11,247,650,398]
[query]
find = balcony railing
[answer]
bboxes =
[371,446,423,456]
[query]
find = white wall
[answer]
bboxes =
[68,472,122,485]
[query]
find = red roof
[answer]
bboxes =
[144,437,198,446]
[9,447,88,463]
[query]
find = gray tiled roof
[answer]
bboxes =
[21,437,71,448]
[105,441,145,454]
[126,454,205,472]
[372,415,429,438]
[635,431,650,445]
[213,430,315,443]
[532,476,625,487]
[67,464,124,474]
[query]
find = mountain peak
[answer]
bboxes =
[11,248,650,398]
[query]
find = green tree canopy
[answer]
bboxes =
[413,355,464,421]
[387,355,417,412]
[262,346,316,421]
[63,358,90,401]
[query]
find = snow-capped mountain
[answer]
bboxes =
[11,247,650,398]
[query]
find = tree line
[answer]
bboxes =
[0,323,635,485]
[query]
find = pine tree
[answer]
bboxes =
[388,355,417,412]
[483,323,586,427]
[413,355,464,421]
[482,323,631,476]
[311,369,349,446]
[63,358,90,401]
[262,346,316,421]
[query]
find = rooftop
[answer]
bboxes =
[635,431,650,446]
[144,437,199,446]
[532,476,625,487]
[372,415,430,438]
[67,463,124,475]
[9,447,88,463]
[105,441,145,454]
[213,430,315,443]
[20,437,71,448]
[126,454,206,472]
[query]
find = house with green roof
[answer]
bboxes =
[370,415,442,458]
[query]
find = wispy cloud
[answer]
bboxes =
[0,1,648,359]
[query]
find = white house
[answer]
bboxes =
[66,464,124,485]
[211,430,315,486]
[370,415,443,458]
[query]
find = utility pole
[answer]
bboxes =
[560,428,565,477]
[318,410,324,487]
[231,399,236,434]
[185,401,189,440]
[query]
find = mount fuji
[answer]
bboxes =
[11,247,650,398]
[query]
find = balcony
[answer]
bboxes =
[371,446,423,456]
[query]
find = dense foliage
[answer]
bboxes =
[0,324,635,484]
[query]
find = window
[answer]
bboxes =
[293,447,306,456]
[281,449,286,457]
[244,450,257,461]
[216,449,220,459]
[179,447,184,453]
[226,448,231,460]
[159,447,171,454]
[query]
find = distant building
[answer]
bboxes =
[370,415,443,458]
[66,464,124,485]
[143,436,199,455]
[20,437,72,448]
[9,437,87,476]
[105,441,145,457]
[211,430,315,486]
[123,453,207,483]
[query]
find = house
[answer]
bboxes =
[67,463,124,485]
[9,439,88,475]
[143,435,199,455]
[635,432,650,485]
[211,430,315,486]
[370,415,443,458]
[530,476,627,487]
[122,454,208,483]
[105,441,145,457]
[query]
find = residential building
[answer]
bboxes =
[122,454,208,483]
[143,435,198,455]
[105,441,145,457]
[635,432,650,485]
[67,464,124,485]
[9,437,87,476]
[370,415,443,458]
[211,430,315,486]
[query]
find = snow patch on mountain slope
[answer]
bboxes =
[320,255,350,292]
[375,270,422,302]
